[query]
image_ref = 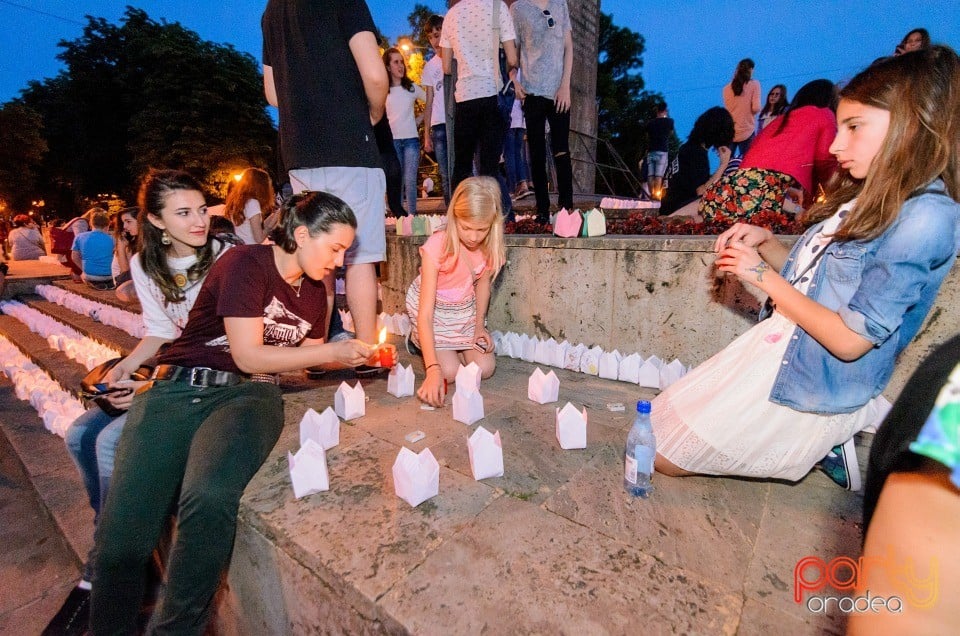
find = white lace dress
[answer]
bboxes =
[652,204,879,480]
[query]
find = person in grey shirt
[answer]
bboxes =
[511,0,573,223]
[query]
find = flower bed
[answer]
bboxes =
[506,210,807,236]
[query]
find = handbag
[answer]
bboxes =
[80,358,154,417]
[49,226,75,255]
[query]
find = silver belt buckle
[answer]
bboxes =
[189,366,213,387]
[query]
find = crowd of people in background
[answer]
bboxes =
[10,5,956,633]
[650,27,938,222]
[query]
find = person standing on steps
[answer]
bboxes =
[510,0,574,223]
[262,0,389,378]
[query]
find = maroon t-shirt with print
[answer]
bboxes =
[158,244,326,373]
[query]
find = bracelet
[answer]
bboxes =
[426,363,440,371]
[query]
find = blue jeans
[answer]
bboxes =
[503,127,530,194]
[430,124,451,205]
[729,134,754,158]
[393,137,420,216]
[64,406,126,517]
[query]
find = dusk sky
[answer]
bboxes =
[2,1,959,142]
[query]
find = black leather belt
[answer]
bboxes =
[150,364,278,387]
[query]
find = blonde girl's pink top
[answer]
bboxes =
[723,79,761,142]
[419,230,488,302]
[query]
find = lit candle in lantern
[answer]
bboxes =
[377,328,395,368]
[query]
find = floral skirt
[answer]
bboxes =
[651,312,879,481]
[406,277,477,350]
[698,168,799,225]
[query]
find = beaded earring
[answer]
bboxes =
[161,230,172,245]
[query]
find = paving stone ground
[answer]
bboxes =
[0,278,870,635]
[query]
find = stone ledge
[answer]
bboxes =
[393,231,798,252]
[216,356,861,634]
[3,284,870,633]
[382,232,959,402]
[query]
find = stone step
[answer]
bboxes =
[0,388,83,634]
[2,280,881,633]
[22,298,139,356]
[50,279,142,314]
[0,314,93,400]
[0,260,71,300]
[0,316,96,568]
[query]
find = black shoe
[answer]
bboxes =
[304,367,326,380]
[405,331,422,356]
[354,364,388,379]
[43,586,90,636]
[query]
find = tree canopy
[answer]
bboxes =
[12,7,276,216]
[595,12,670,192]
[0,103,48,213]
[407,3,435,50]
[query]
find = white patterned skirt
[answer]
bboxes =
[406,277,477,350]
[652,312,877,481]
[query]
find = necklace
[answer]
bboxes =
[273,247,304,297]
[173,271,188,288]
[291,276,304,298]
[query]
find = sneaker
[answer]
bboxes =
[818,437,861,491]
[42,586,90,636]
[405,331,422,356]
[354,364,388,379]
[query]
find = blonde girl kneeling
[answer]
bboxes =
[406,176,506,407]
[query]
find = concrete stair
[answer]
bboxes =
[0,278,875,635]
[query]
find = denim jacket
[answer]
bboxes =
[763,180,960,414]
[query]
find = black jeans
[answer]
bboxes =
[90,380,284,634]
[380,149,407,217]
[522,95,574,219]
[452,95,513,219]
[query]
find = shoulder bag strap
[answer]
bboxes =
[492,0,503,93]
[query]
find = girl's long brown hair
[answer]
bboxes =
[383,48,415,92]
[223,167,275,229]
[803,46,960,241]
[731,58,754,96]
[137,169,219,304]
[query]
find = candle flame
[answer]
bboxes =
[378,328,387,345]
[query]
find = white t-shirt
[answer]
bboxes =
[440,0,516,102]
[129,241,232,340]
[386,84,426,140]
[421,55,446,126]
[234,198,262,245]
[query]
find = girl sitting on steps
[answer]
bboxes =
[652,46,960,492]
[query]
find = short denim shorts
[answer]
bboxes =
[646,151,669,178]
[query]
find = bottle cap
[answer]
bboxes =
[636,400,651,414]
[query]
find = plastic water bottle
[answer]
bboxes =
[624,400,656,498]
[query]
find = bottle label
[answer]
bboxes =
[624,454,638,484]
[635,445,655,475]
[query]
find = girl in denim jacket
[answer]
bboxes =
[650,46,960,492]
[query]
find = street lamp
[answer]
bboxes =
[397,37,428,54]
